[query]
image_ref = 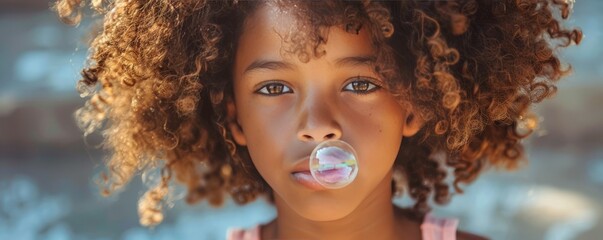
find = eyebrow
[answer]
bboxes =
[334,55,376,68]
[243,59,296,74]
[243,55,376,75]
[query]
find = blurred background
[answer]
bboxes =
[0,1,601,240]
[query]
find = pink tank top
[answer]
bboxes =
[226,213,458,240]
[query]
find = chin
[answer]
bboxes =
[299,204,354,221]
[286,191,361,222]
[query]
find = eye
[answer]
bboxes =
[343,77,381,94]
[255,81,293,96]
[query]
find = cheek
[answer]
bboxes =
[343,95,406,141]
[242,100,297,147]
[237,100,296,178]
[344,98,405,179]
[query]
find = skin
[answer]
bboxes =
[227,4,425,240]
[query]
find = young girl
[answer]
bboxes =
[55,0,581,239]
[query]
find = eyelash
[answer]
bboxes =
[255,77,382,96]
[255,80,294,95]
[343,76,381,95]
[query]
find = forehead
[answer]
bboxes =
[237,3,375,65]
[244,2,298,37]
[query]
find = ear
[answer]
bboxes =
[226,98,247,146]
[402,109,425,137]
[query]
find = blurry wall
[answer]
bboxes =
[0,1,602,240]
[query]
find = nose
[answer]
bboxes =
[296,96,342,142]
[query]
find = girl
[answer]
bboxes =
[55,0,581,239]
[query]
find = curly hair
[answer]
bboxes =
[54,0,581,226]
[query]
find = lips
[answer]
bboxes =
[313,167,352,184]
[290,157,321,189]
[291,157,311,173]
[290,155,354,189]
[291,171,325,190]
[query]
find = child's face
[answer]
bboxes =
[228,4,419,221]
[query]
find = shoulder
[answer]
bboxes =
[456,230,489,240]
[226,225,261,240]
[421,213,489,240]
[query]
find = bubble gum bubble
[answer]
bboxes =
[309,140,359,189]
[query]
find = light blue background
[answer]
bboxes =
[0,1,601,239]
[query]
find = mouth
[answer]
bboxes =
[290,171,326,190]
[290,157,354,190]
[290,157,325,190]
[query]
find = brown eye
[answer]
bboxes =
[343,77,381,94]
[256,82,293,96]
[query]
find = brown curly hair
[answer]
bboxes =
[54,0,582,226]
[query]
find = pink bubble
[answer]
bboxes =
[309,140,358,189]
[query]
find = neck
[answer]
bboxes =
[263,175,419,240]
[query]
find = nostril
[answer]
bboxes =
[299,132,340,142]
[303,134,314,141]
[324,133,336,140]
